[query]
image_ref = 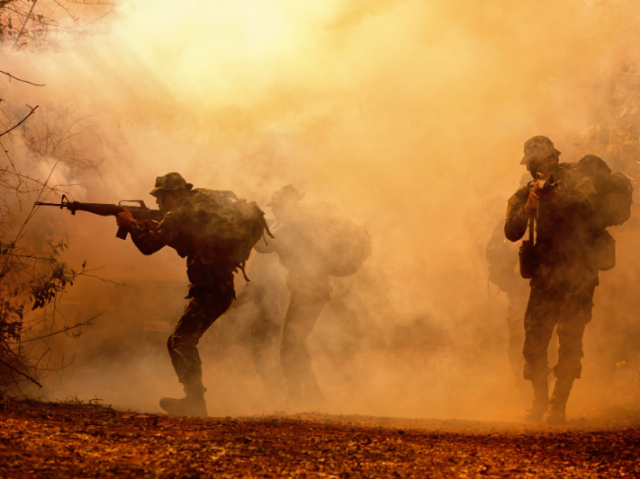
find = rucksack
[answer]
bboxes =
[189,189,273,278]
[572,155,634,228]
[307,203,372,277]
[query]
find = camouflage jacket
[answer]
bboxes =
[505,163,599,269]
[254,207,334,296]
[129,188,239,292]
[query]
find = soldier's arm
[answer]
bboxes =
[254,219,280,254]
[504,187,530,242]
[254,238,276,254]
[129,211,180,255]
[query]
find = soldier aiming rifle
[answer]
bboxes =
[505,136,631,424]
[506,136,595,424]
[37,172,271,416]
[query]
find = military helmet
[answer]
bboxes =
[521,136,561,165]
[149,172,193,197]
[267,184,305,206]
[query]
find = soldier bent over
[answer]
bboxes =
[254,185,331,410]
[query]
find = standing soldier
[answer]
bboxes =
[505,136,600,424]
[116,172,269,416]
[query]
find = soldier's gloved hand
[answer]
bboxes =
[534,182,563,202]
[545,188,563,203]
[116,207,136,227]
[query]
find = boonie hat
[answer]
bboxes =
[150,172,193,197]
[267,184,305,206]
[521,136,562,165]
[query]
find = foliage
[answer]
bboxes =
[0,0,48,47]
[0,164,93,391]
[0,0,110,394]
[573,6,640,180]
[573,73,640,179]
[0,0,113,50]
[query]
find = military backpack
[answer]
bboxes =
[570,155,633,271]
[571,155,634,228]
[188,189,273,279]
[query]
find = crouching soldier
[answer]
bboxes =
[117,172,269,416]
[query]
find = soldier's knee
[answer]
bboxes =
[557,322,586,343]
[252,317,279,343]
[280,337,302,364]
[280,339,293,358]
[522,338,548,359]
[168,333,196,355]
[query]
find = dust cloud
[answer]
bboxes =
[3,0,640,420]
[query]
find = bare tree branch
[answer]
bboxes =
[0,169,62,190]
[52,0,78,25]
[0,70,45,87]
[0,105,39,138]
[19,313,102,343]
[12,0,38,49]
[7,254,56,261]
[0,357,43,388]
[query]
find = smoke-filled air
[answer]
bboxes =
[2,0,640,421]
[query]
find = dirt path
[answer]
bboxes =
[1,399,639,478]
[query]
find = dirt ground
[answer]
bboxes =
[1,399,640,478]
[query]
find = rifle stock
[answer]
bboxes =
[35,195,163,240]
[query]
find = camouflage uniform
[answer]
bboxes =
[247,279,287,401]
[505,163,599,383]
[280,271,332,403]
[129,182,238,398]
[258,226,333,406]
[244,252,289,405]
[255,185,333,407]
[504,136,605,425]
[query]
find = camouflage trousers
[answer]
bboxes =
[249,283,286,399]
[280,290,330,398]
[167,288,234,392]
[523,266,598,381]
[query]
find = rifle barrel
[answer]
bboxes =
[34,198,163,236]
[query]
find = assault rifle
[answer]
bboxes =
[520,173,558,279]
[34,194,163,240]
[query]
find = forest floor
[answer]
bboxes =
[1,398,640,478]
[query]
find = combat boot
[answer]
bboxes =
[524,376,549,422]
[159,384,208,417]
[546,377,574,425]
